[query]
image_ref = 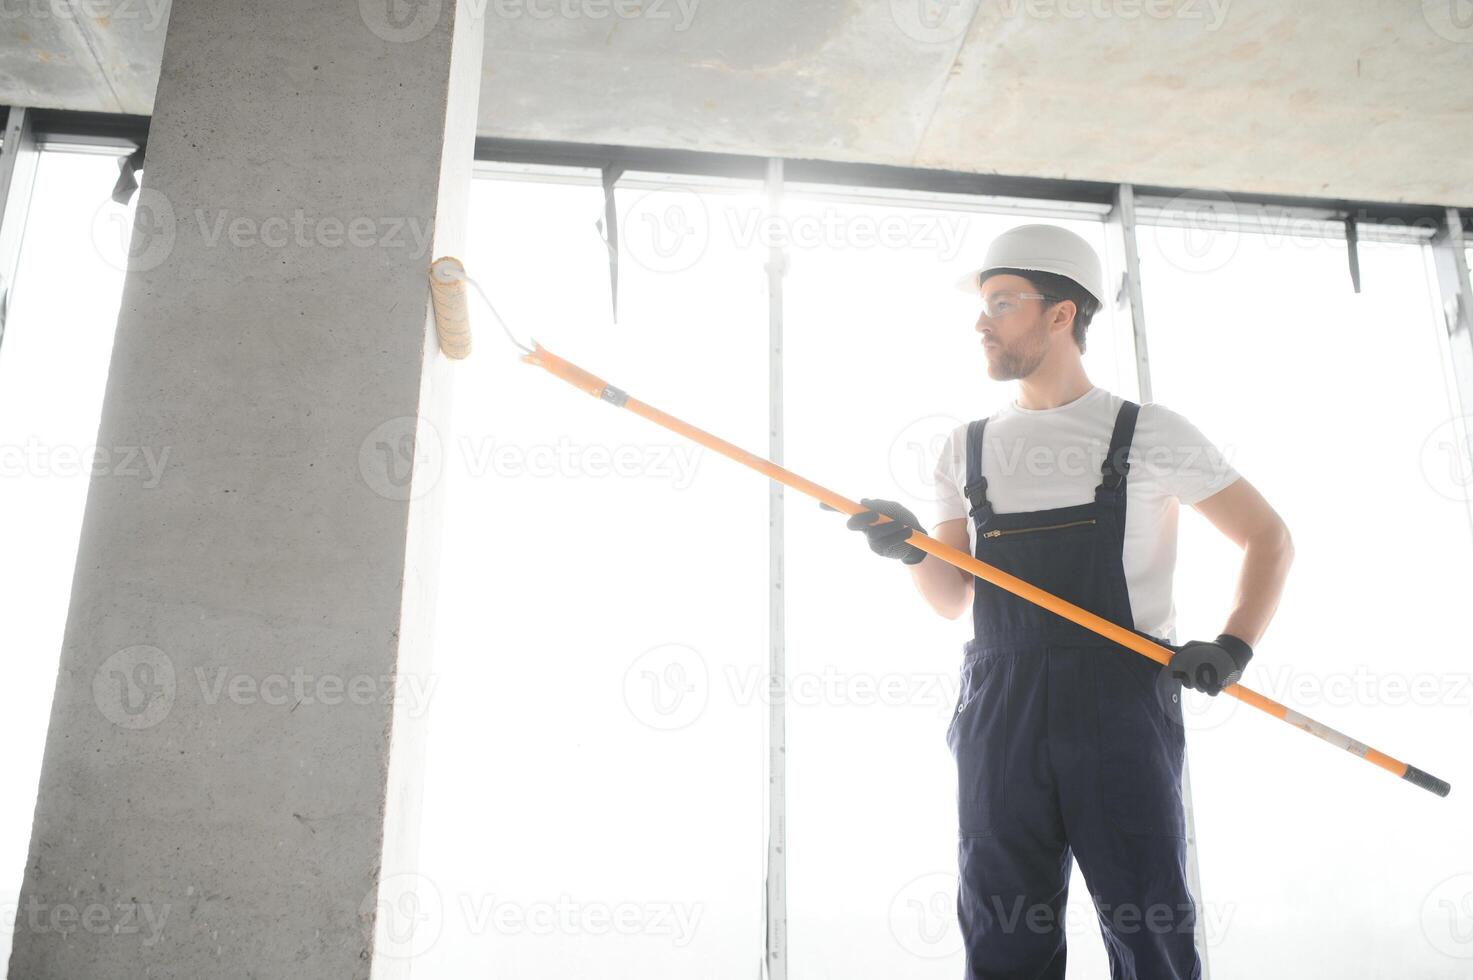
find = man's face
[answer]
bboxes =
[974,273,1056,381]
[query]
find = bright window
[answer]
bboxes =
[0,149,133,972]
[413,171,770,976]
[1138,222,1473,978]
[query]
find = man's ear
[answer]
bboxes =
[1048,299,1077,335]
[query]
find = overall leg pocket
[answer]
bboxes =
[1095,649,1187,840]
[948,653,1006,838]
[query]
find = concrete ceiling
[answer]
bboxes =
[1,0,1470,206]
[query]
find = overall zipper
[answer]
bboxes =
[982,518,1096,539]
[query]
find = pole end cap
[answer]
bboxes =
[1403,765,1452,797]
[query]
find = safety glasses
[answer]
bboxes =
[977,290,1060,319]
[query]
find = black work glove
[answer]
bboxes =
[846,498,927,565]
[1163,633,1253,697]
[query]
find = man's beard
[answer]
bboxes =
[986,318,1050,381]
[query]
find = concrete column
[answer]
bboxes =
[9,1,482,977]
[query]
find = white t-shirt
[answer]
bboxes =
[931,385,1240,644]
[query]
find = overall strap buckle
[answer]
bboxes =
[964,477,993,522]
[1096,400,1141,498]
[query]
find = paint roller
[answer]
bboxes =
[427,256,532,360]
[428,256,473,360]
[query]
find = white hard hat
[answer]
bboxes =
[956,223,1107,307]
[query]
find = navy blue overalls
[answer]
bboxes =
[945,400,1201,980]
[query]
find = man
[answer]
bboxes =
[847,224,1294,979]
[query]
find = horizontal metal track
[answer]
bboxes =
[4,106,1466,236]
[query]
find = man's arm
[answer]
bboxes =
[909,517,974,620]
[1190,476,1294,647]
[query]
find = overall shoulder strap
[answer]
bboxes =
[964,419,993,526]
[1098,400,1141,493]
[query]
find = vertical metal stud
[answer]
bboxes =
[1429,209,1473,544]
[1107,182,1212,979]
[764,156,788,980]
[1105,183,1153,404]
[0,106,41,350]
[1431,209,1473,419]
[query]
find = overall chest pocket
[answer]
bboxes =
[975,517,1108,631]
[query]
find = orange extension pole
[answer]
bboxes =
[522,341,1451,798]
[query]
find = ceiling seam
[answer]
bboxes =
[911,0,987,168]
[61,0,125,112]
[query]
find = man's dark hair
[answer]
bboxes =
[984,267,1102,353]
